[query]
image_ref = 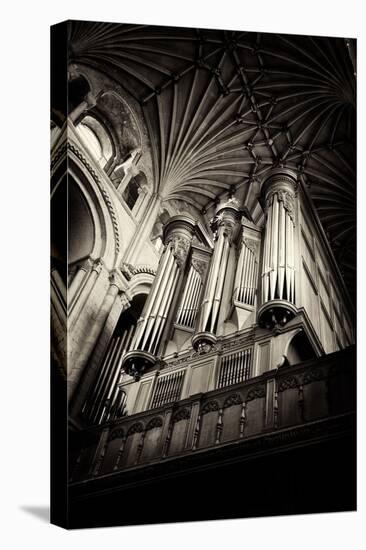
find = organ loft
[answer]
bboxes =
[51,21,356,528]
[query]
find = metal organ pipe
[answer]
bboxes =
[181,266,197,326]
[211,237,230,332]
[258,169,298,329]
[233,240,244,301]
[233,233,259,307]
[270,195,279,301]
[201,230,225,330]
[278,200,286,299]
[122,215,198,380]
[152,263,180,355]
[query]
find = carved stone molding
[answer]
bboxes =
[246,386,266,402]
[265,188,296,221]
[91,258,104,274]
[223,393,243,408]
[302,368,325,385]
[127,422,144,436]
[146,417,163,431]
[68,142,121,258]
[201,401,219,415]
[108,269,124,291]
[278,376,299,392]
[172,408,191,423]
[108,428,125,442]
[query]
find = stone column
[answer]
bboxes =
[68,258,103,328]
[68,257,92,306]
[122,215,196,380]
[68,269,124,403]
[258,168,298,329]
[192,198,241,352]
[69,91,97,123]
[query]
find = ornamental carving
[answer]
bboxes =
[191,258,208,277]
[302,368,325,386]
[192,341,218,356]
[201,401,219,415]
[221,333,254,352]
[265,188,296,222]
[211,216,236,241]
[127,422,144,435]
[108,428,124,441]
[172,408,191,423]
[92,258,104,274]
[146,417,163,431]
[223,393,243,408]
[278,376,299,392]
[246,386,266,401]
[167,234,191,267]
[121,263,156,280]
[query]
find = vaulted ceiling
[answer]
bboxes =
[68,21,356,302]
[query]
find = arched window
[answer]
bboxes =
[122,172,148,216]
[75,115,113,169]
[123,175,141,210]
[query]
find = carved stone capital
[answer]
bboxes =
[163,215,196,267]
[108,269,125,292]
[167,234,191,267]
[91,258,104,274]
[210,199,241,243]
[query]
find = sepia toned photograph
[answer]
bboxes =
[50,20,356,529]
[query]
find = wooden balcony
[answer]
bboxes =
[69,345,355,485]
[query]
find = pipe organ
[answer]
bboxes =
[258,169,298,329]
[103,170,353,417]
[82,323,134,424]
[192,199,241,351]
[175,262,203,329]
[233,236,259,307]
[122,215,197,379]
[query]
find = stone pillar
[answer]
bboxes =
[192,198,241,352]
[68,269,124,403]
[68,257,92,305]
[122,215,196,380]
[258,168,298,329]
[69,91,97,123]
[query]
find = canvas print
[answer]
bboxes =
[50,20,356,529]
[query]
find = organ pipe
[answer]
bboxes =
[258,169,298,329]
[122,215,197,380]
[233,235,259,307]
[196,200,241,339]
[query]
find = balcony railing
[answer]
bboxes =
[69,346,355,483]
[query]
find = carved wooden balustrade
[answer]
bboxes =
[69,346,355,483]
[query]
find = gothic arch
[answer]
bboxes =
[68,146,122,268]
